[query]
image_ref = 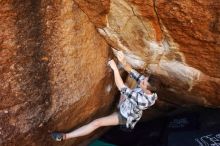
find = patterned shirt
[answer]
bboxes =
[119,69,158,129]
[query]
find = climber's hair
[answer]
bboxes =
[147,84,157,93]
[147,76,160,93]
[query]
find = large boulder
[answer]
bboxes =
[76,0,220,106]
[0,0,116,145]
[0,0,219,145]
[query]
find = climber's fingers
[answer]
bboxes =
[116,51,123,60]
[117,51,126,65]
[117,51,124,58]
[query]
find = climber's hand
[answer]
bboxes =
[108,60,118,71]
[116,51,126,66]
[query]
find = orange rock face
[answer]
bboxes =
[94,0,220,106]
[0,0,115,145]
[0,0,220,146]
[157,0,220,78]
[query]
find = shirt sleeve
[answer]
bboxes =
[129,69,146,84]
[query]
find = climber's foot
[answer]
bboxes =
[51,132,65,141]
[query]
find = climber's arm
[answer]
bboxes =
[122,62,133,73]
[116,51,148,84]
[108,60,126,90]
[113,67,126,90]
[116,51,132,73]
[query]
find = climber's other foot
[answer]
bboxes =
[51,132,65,141]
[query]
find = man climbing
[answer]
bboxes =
[51,51,158,141]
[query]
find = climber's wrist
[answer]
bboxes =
[123,63,132,73]
[119,60,126,67]
[112,66,118,72]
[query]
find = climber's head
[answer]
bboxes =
[140,77,158,93]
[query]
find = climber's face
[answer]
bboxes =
[140,78,150,90]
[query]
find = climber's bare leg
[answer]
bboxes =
[64,112,120,140]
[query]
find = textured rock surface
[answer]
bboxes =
[0,0,220,146]
[0,0,115,145]
[92,0,220,106]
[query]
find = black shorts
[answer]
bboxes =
[117,111,127,125]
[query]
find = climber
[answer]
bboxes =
[51,51,158,141]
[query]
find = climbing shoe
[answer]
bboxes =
[51,132,65,141]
